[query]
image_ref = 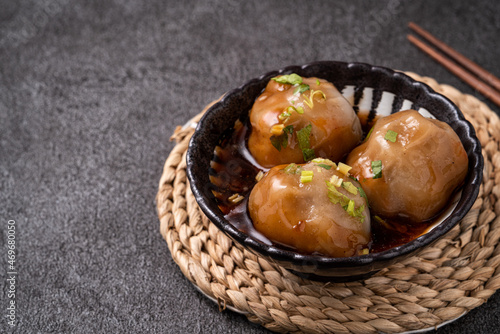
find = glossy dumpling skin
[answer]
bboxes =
[248,160,371,257]
[247,75,362,168]
[346,109,468,222]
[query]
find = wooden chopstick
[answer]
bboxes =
[407,22,500,108]
[409,22,500,92]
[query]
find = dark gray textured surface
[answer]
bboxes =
[1,0,499,333]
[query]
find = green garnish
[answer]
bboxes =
[294,83,310,95]
[371,160,383,179]
[302,89,326,109]
[316,164,332,170]
[270,124,285,136]
[342,181,358,195]
[288,105,304,114]
[337,162,352,176]
[296,124,315,161]
[280,106,304,121]
[316,79,321,86]
[284,125,294,134]
[278,110,292,121]
[325,180,366,223]
[352,204,366,222]
[364,126,374,142]
[271,73,311,94]
[270,135,287,151]
[345,200,366,222]
[384,129,398,143]
[270,125,293,151]
[357,186,368,204]
[228,193,244,204]
[283,163,302,174]
[302,149,315,162]
[272,73,303,85]
[312,158,336,166]
[300,170,314,183]
[346,200,355,215]
[326,181,350,207]
[329,175,343,187]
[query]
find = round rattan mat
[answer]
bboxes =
[156,73,500,333]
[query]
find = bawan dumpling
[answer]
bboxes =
[248,74,362,168]
[248,159,371,257]
[346,109,468,222]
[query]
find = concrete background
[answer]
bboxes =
[1,0,499,333]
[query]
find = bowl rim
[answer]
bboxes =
[186,60,483,269]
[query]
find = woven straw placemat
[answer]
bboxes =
[156,73,500,333]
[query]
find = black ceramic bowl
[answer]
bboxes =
[186,61,483,280]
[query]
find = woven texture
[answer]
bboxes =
[156,73,500,333]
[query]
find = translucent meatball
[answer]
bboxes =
[248,159,371,257]
[248,74,362,168]
[346,109,468,222]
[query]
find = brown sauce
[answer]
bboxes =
[210,117,436,255]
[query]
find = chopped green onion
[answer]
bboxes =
[303,95,313,109]
[316,164,332,170]
[364,126,374,142]
[272,73,303,85]
[357,186,368,205]
[270,124,285,135]
[280,106,305,121]
[312,158,330,164]
[384,129,398,143]
[337,162,352,176]
[371,160,383,179]
[326,181,366,223]
[302,89,326,109]
[283,163,302,174]
[346,200,355,215]
[326,181,350,206]
[342,181,358,195]
[228,193,244,204]
[312,158,336,169]
[300,170,314,183]
[278,110,291,121]
[294,83,310,95]
[316,79,321,86]
[296,124,315,161]
[329,175,343,187]
[354,204,366,222]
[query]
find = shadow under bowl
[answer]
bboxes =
[186,61,483,281]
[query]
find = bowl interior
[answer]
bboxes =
[186,61,483,278]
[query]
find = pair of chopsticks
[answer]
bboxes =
[407,22,500,107]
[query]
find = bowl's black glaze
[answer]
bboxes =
[186,61,483,280]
